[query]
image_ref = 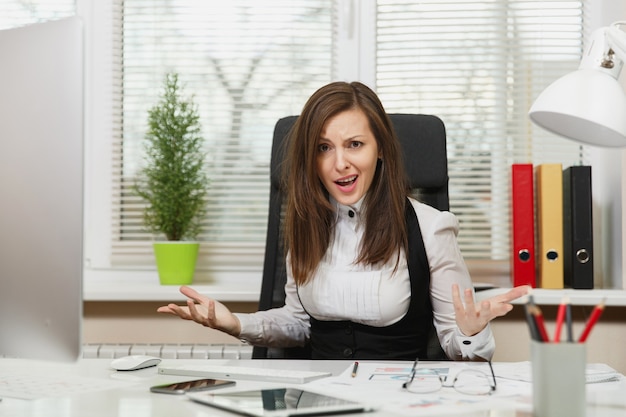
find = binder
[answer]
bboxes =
[535,164,564,289]
[563,166,594,289]
[511,164,536,287]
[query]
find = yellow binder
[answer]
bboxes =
[535,163,564,288]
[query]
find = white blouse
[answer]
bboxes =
[235,197,495,361]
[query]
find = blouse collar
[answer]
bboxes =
[331,195,366,222]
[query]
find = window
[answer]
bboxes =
[0,1,74,29]
[9,1,591,284]
[374,0,585,263]
[110,0,333,275]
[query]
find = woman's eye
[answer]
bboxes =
[349,141,363,149]
[318,143,331,153]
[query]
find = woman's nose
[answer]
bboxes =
[334,149,350,170]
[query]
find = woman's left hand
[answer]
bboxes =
[452,284,530,336]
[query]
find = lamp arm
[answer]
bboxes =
[607,22,626,63]
[580,23,625,78]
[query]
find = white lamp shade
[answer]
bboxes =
[529,68,626,147]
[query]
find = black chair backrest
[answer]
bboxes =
[253,114,449,359]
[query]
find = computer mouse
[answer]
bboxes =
[110,355,162,371]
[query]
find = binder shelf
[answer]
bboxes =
[476,288,626,307]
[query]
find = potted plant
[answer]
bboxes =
[134,72,209,285]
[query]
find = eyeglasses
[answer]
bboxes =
[401,359,497,395]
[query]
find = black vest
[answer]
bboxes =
[308,199,434,360]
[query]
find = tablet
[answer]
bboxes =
[187,387,371,417]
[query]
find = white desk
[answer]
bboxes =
[0,358,624,417]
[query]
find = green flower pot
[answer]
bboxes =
[153,242,200,285]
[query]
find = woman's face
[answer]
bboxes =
[316,108,380,206]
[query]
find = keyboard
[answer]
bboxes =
[158,363,332,384]
[0,371,132,400]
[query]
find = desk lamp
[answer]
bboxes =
[529,21,626,147]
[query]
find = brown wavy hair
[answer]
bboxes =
[284,81,410,285]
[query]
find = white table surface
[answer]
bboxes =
[0,358,624,417]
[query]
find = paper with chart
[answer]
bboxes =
[306,361,533,415]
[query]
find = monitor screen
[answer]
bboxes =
[0,16,83,361]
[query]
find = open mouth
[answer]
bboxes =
[335,175,357,186]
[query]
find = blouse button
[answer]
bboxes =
[342,348,353,357]
[348,210,355,218]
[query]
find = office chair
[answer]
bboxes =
[252,114,449,360]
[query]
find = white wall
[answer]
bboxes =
[588,0,626,289]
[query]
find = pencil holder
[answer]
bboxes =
[531,341,586,417]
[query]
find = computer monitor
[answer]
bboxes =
[0,17,83,362]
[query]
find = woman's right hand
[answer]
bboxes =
[157,285,241,336]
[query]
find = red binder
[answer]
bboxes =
[511,164,536,287]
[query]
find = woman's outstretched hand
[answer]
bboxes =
[157,286,241,337]
[452,284,530,337]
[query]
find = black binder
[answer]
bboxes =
[562,165,593,289]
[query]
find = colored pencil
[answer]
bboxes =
[578,300,605,343]
[553,296,569,342]
[529,304,550,342]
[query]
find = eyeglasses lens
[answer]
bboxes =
[453,369,493,395]
[404,369,442,393]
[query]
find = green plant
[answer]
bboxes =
[134,73,209,241]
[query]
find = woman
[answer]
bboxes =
[158,81,528,361]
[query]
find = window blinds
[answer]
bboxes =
[0,1,74,29]
[111,0,333,271]
[375,0,587,260]
[1,0,591,275]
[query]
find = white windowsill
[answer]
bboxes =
[83,262,509,302]
[84,266,626,306]
[83,268,262,302]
